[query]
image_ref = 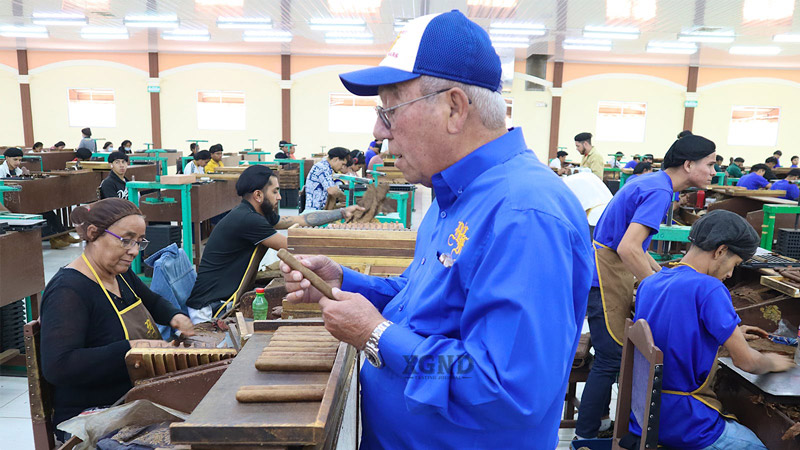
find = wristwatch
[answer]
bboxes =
[363,320,393,368]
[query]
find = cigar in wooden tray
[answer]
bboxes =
[236,384,326,403]
[255,357,335,372]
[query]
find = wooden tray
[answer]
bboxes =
[760,275,800,297]
[712,187,787,197]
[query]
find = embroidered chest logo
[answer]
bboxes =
[145,318,157,338]
[447,222,469,256]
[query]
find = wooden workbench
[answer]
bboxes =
[170,332,357,448]
[21,151,75,172]
[136,180,240,268]
[2,171,102,230]
[0,229,44,316]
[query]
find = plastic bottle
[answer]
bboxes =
[252,288,268,321]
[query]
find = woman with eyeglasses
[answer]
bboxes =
[39,198,194,435]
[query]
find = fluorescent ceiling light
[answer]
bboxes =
[646,41,698,54]
[562,38,612,51]
[773,33,800,42]
[162,28,210,41]
[743,0,794,21]
[328,0,381,14]
[81,26,129,40]
[217,17,272,29]
[583,25,639,40]
[325,31,372,44]
[492,39,529,48]
[606,0,657,21]
[243,30,292,42]
[490,22,546,36]
[729,45,781,56]
[309,18,366,32]
[124,13,179,28]
[678,29,734,43]
[467,0,516,6]
[32,12,86,26]
[0,25,49,38]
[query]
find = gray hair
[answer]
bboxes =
[417,75,507,130]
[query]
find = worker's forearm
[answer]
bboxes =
[618,247,655,281]
[645,252,662,273]
[305,209,344,227]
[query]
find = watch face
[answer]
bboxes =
[365,349,381,368]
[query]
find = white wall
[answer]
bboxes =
[0,67,25,147]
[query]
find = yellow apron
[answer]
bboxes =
[213,247,261,319]
[593,240,636,346]
[82,253,161,340]
[662,263,736,420]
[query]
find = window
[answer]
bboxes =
[728,106,780,146]
[197,90,245,131]
[504,98,514,128]
[68,88,115,128]
[329,93,379,134]
[595,101,647,142]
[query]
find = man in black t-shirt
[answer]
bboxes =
[99,151,129,199]
[187,165,362,322]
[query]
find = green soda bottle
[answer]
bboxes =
[252,288,268,320]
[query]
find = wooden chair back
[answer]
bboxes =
[24,319,55,449]
[612,318,664,450]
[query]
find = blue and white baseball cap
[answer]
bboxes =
[339,10,502,96]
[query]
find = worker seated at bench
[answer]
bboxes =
[771,168,800,201]
[736,163,772,191]
[99,151,129,200]
[204,144,224,174]
[39,199,194,440]
[632,210,794,449]
[186,165,362,323]
[304,147,349,211]
[0,147,29,177]
[184,150,211,175]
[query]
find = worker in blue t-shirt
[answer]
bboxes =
[633,210,793,448]
[576,135,718,439]
[623,155,640,169]
[736,164,772,190]
[771,168,800,200]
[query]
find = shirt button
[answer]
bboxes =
[399,304,404,311]
[457,187,463,194]
[421,257,426,265]
[440,211,447,218]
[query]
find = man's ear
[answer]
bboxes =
[714,244,729,260]
[445,88,471,134]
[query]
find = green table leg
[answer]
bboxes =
[180,185,193,264]
[129,186,142,273]
[761,210,776,250]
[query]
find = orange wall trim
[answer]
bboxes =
[27,51,149,72]
[698,67,800,87]
[159,53,281,73]
[563,62,688,87]
[291,55,382,75]
[0,50,17,70]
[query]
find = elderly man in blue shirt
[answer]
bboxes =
[281,10,593,449]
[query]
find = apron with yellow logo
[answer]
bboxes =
[82,253,161,340]
[593,241,636,346]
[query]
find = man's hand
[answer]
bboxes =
[342,204,365,221]
[764,352,795,373]
[130,339,174,348]
[20,166,30,175]
[319,288,385,349]
[281,255,343,303]
[170,314,195,336]
[739,325,769,341]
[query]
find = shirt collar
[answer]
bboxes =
[432,127,528,209]
[658,168,674,191]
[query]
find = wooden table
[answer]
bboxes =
[170,332,356,448]
[21,151,75,171]
[0,229,45,315]
[2,171,102,228]
[136,180,240,268]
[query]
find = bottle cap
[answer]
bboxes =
[256,288,265,294]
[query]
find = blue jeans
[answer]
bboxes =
[702,420,766,449]
[576,287,622,437]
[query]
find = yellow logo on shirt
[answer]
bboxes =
[145,318,157,338]
[448,222,469,256]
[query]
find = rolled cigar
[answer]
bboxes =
[277,249,335,299]
[236,384,326,403]
[265,346,337,353]
[270,337,338,344]
[259,354,335,360]
[778,270,800,283]
[275,326,327,332]
[267,340,338,347]
[255,358,334,372]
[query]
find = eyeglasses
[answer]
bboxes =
[105,230,149,251]
[375,88,455,130]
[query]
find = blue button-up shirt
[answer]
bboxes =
[305,159,335,210]
[341,128,593,449]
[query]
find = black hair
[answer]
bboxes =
[677,130,693,139]
[194,150,211,161]
[734,157,744,163]
[75,147,92,160]
[574,132,592,144]
[54,141,65,148]
[190,143,198,153]
[715,155,723,162]
[103,142,113,150]
[633,162,652,175]
[236,165,276,196]
[643,154,654,160]
[209,144,223,154]
[765,157,778,164]
[750,163,769,173]
[788,169,800,178]
[556,151,568,158]
[349,150,365,166]
[81,127,91,137]
[33,142,43,149]
[328,147,350,160]
[614,152,623,157]
[792,155,799,161]
[108,151,129,164]
[119,140,131,150]
[774,150,782,156]
[4,147,23,158]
